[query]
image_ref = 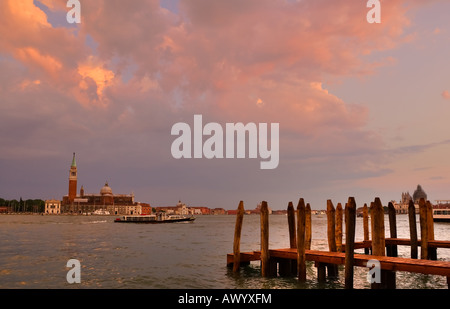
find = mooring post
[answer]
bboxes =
[371,198,386,289]
[232,201,245,272]
[287,201,298,275]
[326,200,338,277]
[386,201,397,288]
[387,202,398,257]
[297,198,306,282]
[408,200,418,259]
[419,198,428,260]
[363,203,370,254]
[287,201,296,249]
[306,203,312,250]
[344,197,356,289]
[336,203,343,253]
[260,201,270,277]
[426,200,437,260]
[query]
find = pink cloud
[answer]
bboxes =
[0,0,428,168]
[442,90,450,100]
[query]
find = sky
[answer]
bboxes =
[1,0,450,210]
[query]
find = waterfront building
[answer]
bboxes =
[156,201,190,215]
[155,201,209,215]
[45,199,61,214]
[394,185,428,214]
[61,153,141,215]
[413,184,427,203]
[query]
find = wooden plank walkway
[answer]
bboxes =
[228,198,450,288]
[227,248,450,277]
[353,238,450,249]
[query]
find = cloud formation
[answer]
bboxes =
[0,0,448,208]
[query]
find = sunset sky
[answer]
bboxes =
[1,0,450,210]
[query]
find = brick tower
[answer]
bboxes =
[68,152,77,203]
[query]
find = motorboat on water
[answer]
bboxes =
[114,213,195,223]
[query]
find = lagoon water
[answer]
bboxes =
[0,214,448,289]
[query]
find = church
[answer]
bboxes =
[61,153,145,215]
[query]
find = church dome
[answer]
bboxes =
[100,182,113,196]
[413,184,427,202]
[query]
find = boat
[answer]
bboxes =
[114,213,195,224]
[433,206,450,222]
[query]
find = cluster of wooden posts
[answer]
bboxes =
[228,197,450,289]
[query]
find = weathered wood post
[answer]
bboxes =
[386,201,397,288]
[281,201,296,276]
[344,197,356,289]
[408,200,418,259]
[426,200,437,260]
[370,198,386,289]
[326,200,338,277]
[306,203,312,250]
[363,203,370,254]
[233,201,245,272]
[419,198,428,260]
[387,202,398,257]
[297,198,306,282]
[287,201,296,249]
[336,203,343,252]
[260,201,270,277]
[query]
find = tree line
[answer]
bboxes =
[0,197,45,213]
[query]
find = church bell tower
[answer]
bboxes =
[68,152,77,203]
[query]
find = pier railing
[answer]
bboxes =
[227,197,450,289]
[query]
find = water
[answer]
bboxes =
[0,214,448,289]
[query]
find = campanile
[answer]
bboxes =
[68,152,77,203]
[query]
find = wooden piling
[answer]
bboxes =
[386,201,397,288]
[232,201,245,272]
[408,200,418,259]
[287,202,296,249]
[363,203,370,254]
[327,200,336,253]
[317,263,326,283]
[387,202,398,258]
[260,201,270,277]
[344,197,356,289]
[287,201,297,276]
[306,203,312,250]
[419,198,428,260]
[426,200,437,260]
[297,198,306,282]
[371,198,386,289]
[326,200,338,277]
[336,203,343,253]
[371,198,386,256]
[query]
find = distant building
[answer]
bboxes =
[413,184,427,203]
[394,185,428,214]
[61,153,141,215]
[155,201,208,215]
[211,208,226,215]
[45,199,61,214]
[140,203,152,215]
[244,202,272,215]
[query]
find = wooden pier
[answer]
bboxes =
[227,197,450,289]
